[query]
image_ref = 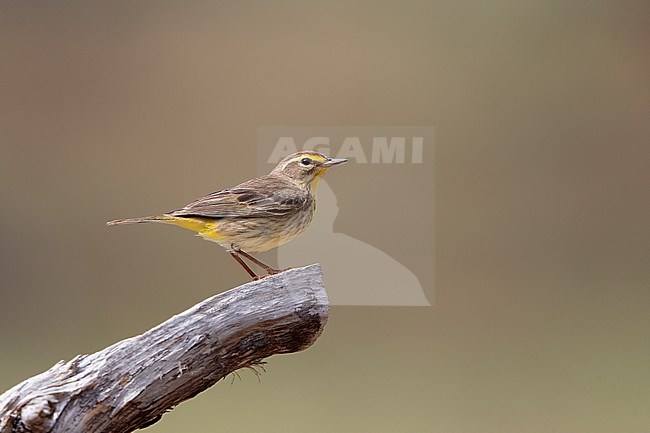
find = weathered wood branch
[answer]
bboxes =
[0,264,328,433]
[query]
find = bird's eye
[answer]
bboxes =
[300,157,312,166]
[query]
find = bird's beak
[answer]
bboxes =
[322,157,348,167]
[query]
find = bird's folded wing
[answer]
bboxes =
[169,182,306,219]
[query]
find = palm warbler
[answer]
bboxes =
[107,151,347,279]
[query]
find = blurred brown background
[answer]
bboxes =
[1,1,649,432]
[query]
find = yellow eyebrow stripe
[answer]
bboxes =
[286,154,327,164]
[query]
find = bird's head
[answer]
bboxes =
[272,151,347,189]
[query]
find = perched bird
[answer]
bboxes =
[107,151,347,279]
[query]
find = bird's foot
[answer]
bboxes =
[251,268,291,280]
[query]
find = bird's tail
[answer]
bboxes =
[106,215,173,226]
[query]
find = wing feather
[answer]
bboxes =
[169,176,309,219]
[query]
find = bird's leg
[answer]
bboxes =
[232,247,281,275]
[229,251,259,280]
